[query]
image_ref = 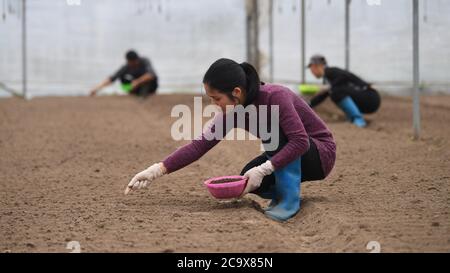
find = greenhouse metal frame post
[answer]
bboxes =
[413,0,421,140]
[300,0,306,84]
[345,0,351,70]
[22,0,27,99]
[269,0,274,83]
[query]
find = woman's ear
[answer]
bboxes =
[232,87,243,104]
[232,87,242,98]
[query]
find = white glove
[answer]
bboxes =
[240,160,275,197]
[125,163,166,195]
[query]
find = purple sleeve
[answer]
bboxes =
[269,93,310,170]
[162,114,226,174]
[162,136,220,174]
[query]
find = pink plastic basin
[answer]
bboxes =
[204,175,248,199]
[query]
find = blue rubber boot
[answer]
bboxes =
[338,96,367,128]
[264,158,302,222]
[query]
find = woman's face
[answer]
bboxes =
[204,83,243,112]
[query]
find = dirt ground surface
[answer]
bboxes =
[1,93,449,253]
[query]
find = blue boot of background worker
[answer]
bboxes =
[338,96,367,128]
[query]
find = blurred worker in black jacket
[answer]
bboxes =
[308,54,381,128]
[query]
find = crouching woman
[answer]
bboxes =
[125,58,336,222]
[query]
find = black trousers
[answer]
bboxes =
[330,86,381,114]
[130,79,158,98]
[240,135,325,198]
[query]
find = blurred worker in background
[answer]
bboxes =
[307,54,381,128]
[89,50,158,98]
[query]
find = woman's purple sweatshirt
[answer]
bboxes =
[163,84,336,177]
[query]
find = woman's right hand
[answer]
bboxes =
[240,160,275,198]
[125,163,166,195]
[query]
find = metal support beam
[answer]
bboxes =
[412,0,421,140]
[245,0,260,72]
[22,0,27,98]
[345,0,350,70]
[269,0,274,82]
[300,0,306,83]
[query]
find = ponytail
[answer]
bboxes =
[239,62,261,106]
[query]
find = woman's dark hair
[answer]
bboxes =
[203,58,261,106]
